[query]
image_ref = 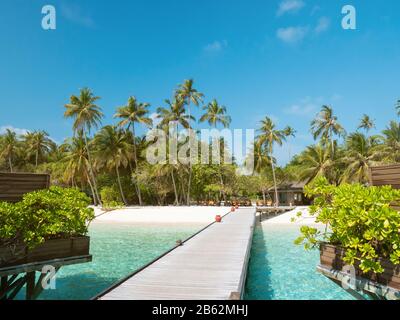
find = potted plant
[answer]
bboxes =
[294,177,400,289]
[0,186,95,268]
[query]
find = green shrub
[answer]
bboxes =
[0,187,94,249]
[100,185,121,203]
[100,186,124,210]
[294,177,400,274]
[102,200,125,211]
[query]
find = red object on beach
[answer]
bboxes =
[215,215,222,222]
[231,206,235,212]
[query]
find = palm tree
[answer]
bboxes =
[63,134,95,196]
[0,129,18,172]
[341,132,382,184]
[176,79,204,122]
[64,88,103,205]
[200,99,231,201]
[94,126,132,205]
[251,142,271,174]
[157,97,194,204]
[283,126,296,138]
[358,114,375,133]
[176,79,204,205]
[23,130,54,168]
[114,96,152,206]
[311,105,345,157]
[157,98,192,131]
[297,144,334,183]
[157,97,195,205]
[396,99,400,117]
[257,117,287,206]
[199,99,231,128]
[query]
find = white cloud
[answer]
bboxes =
[283,97,323,117]
[60,3,95,28]
[277,0,305,16]
[284,104,315,116]
[276,26,309,44]
[0,125,29,136]
[203,40,228,54]
[314,17,330,34]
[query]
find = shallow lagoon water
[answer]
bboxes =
[15,221,354,300]
[244,223,354,300]
[16,222,200,300]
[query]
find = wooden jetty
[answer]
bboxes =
[317,265,400,300]
[0,256,92,300]
[96,207,256,300]
[256,206,295,222]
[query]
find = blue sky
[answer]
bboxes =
[1,0,399,165]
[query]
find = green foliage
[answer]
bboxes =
[0,187,94,249]
[295,177,400,274]
[100,186,124,209]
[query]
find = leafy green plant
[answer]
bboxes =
[294,177,400,274]
[0,187,94,249]
[100,186,125,210]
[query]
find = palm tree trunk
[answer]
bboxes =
[271,160,279,207]
[186,103,192,206]
[115,167,127,205]
[35,150,39,169]
[8,156,13,173]
[128,158,141,204]
[171,170,179,205]
[262,190,266,205]
[219,170,227,202]
[131,126,143,206]
[83,130,102,205]
[85,169,97,206]
[187,162,192,206]
[180,177,186,204]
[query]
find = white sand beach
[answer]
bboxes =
[262,206,321,226]
[92,205,319,226]
[92,206,231,225]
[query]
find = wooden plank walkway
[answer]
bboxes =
[97,207,256,300]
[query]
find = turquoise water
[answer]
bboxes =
[14,221,354,300]
[244,223,354,300]
[16,222,200,300]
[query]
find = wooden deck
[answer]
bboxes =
[317,265,400,300]
[96,207,256,300]
[256,206,295,222]
[0,172,50,203]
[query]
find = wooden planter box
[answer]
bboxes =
[320,243,400,289]
[0,236,90,268]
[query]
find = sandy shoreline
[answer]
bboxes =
[91,205,320,226]
[262,206,321,226]
[92,206,231,225]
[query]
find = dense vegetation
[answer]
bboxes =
[295,177,400,274]
[1,80,400,206]
[0,187,94,249]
